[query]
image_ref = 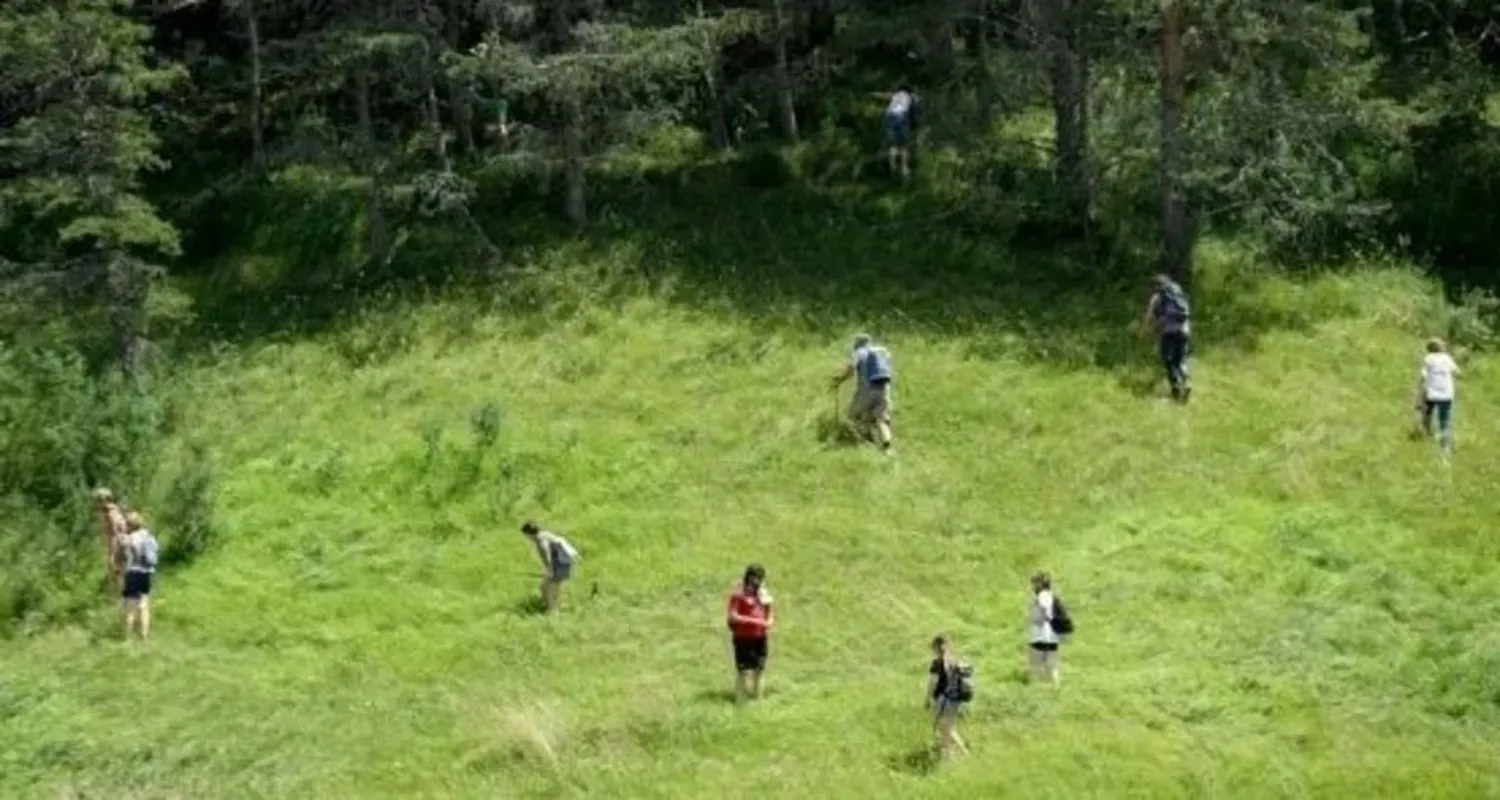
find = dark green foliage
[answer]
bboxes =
[158,443,219,567]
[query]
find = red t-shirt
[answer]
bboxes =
[727,587,772,640]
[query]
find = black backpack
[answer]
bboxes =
[946,661,974,702]
[1050,596,1075,636]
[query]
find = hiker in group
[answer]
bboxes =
[925,634,972,759]
[93,488,129,591]
[1142,274,1193,402]
[831,333,895,452]
[521,521,580,615]
[726,564,775,704]
[1029,571,1070,686]
[1415,337,1460,454]
[120,512,160,641]
[882,84,919,180]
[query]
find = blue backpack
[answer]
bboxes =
[859,346,893,384]
[1156,285,1190,323]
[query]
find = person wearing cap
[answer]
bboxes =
[830,333,895,452]
[1141,274,1193,402]
[726,564,775,704]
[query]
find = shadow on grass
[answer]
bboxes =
[693,688,738,706]
[514,596,547,616]
[169,146,1333,375]
[887,744,941,776]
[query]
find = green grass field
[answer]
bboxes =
[4,219,1500,798]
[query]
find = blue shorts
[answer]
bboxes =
[884,113,911,147]
[1422,399,1453,433]
[550,561,573,582]
[934,695,967,718]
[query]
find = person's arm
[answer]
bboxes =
[534,537,553,570]
[1141,294,1160,328]
[831,361,854,389]
[762,601,775,631]
[925,670,938,709]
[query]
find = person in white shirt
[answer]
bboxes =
[882,84,917,179]
[1029,572,1062,686]
[1415,338,1459,452]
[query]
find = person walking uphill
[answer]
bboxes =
[726,564,775,704]
[925,634,973,760]
[831,334,895,452]
[1415,338,1460,454]
[120,512,159,642]
[1143,274,1193,402]
[521,521,580,615]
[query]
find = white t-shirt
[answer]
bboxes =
[1421,352,1459,401]
[1030,590,1058,644]
[886,91,912,117]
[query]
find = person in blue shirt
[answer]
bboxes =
[831,333,895,452]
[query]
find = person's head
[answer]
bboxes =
[1152,273,1175,292]
[520,520,541,538]
[125,511,145,532]
[852,333,872,351]
[1427,337,1447,354]
[742,564,766,591]
[931,633,952,657]
[898,83,912,95]
[93,487,115,506]
[1031,571,1052,593]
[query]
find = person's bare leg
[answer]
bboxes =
[138,597,152,641]
[122,600,134,639]
[1044,651,1061,686]
[750,669,765,699]
[1029,648,1047,683]
[735,671,749,705]
[888,146,899,175]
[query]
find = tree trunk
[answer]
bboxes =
[106,255,148,382]
[354,68,391,267]
[551,0,587,226]
[1159,0,1192,286]
[245,0,265,170]
[421,45,452,173]
[770,0,799,141]
[977,0,995,127]
[1035,0,1092,232]
[698,0,730,149]
[445,0,476,154]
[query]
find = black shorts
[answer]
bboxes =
[733,637,768,672]
[122,571,153,599]
[1030,641,1058,652]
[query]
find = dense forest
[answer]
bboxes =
[1,0,1498,622]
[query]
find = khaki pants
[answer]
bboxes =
[849,381,892,425]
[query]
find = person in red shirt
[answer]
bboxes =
[726,564,775,704]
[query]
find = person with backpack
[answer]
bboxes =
[521,521,580,615]
[726,564,775,704]
[1414,338,1460,454]
[1029,571,1071,686]
[925,634,972,759]
[120,511,159,641]
[1142,274,1193,403]
[882,84,919,180]
[831,333,895,452]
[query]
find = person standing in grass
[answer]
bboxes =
[1415,337,1460,454]
[1029,572,1066,686]
[120,512,159,642]
[925,634,972,760]
[831,333,895,453]
[521,521,579,615]
[726,564,775,704]
[882,84,919,180]
[94,488,129,592]
[1142,274,1193,403]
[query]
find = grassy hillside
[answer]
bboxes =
[4,210,1500,798]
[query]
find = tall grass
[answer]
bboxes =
[2,227,1498,798]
